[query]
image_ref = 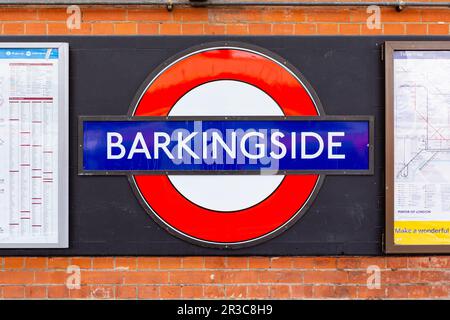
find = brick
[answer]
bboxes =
[0,271,34,284]
[408,257,431,269]
[115,257,137,271]
[159,257,182,270]
[339,24,361,35]
[71,257,92,269]
[387,286,410,299]
[225,285,247,298]
[182,257,204,269]
[270,257,293,269]
[117,286,137,299]
[127,8,172,22]
[258,271,302,284]
[429,257,450,268]
[90,286,115,299]
[137,257,159,269]
[182,285,204,298]
[307,9,352,23]
[215,8,263,23]
[48,285,70,298]
[292,257,315,269]
[357,287,386,299]
[69,286,91,299]
[226,24,248,35]
[430,285,450,298]
[313,257,337,269]
[386,257,408,269]
[294,23,316,35]
[159,285,182,299]
[114,23,137,35]
[173,8,208,22]
[92,257,114,269]
[47,21,92,35]
[25,286,47,299]
[270,285,290,298]
[204,285,225,298]
[93,23,115,35]
[272,24,295,35]
[4,258,24,269]
[248,285,270,298]
[82,271,123,285]
[2,286,25,298]
[170,271,214,284]
[379,8,422,23]
[138,286,159,299]
[383,271,420,285]
[204,24,226,35]
[25,23,46,35]
[3,23,24,34]
[360,25,383,35]
[34,271,68,284]
[48,257,70,269]
[205,257,226,269]
[160,23,181,35]
[422,9,450,23]
[408,285,431,299]
[337,257,360,269]
[359,257,386,269]
[420,271,450,283]
[335,285,358,299]
[406,23,428,35]
[249,257,271,269]
[123,271,168,285]
[25,257,47,270]
[226,257,248,269]
[0,8,37,21]
[303,271,348,285]
[137,23,159,35]
[291,285,313,298]
[218,271,259,284]
[383,24,406,35]
[37,8,67,21]
[248,23,272,35]
[317,23,339,35]
[428,24,449,35]
[262,8,305,23]
[347,271,370,285]
[66,23,93,35]
[181,23,204,35]
[82,9,127,22]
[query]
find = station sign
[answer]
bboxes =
[79,42,374,248]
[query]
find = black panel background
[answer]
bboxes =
[0,35,444,256]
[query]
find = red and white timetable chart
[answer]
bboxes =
[0,44,68,248]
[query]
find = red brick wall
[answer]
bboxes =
[0,256,448,299]
[0,5,449,36]
[0,4,449,299]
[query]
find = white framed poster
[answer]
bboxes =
[0,43,68,248]
[385,41,450,253]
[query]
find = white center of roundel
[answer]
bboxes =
[168,80,285,212]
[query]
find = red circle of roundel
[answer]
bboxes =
[130,44,322,247]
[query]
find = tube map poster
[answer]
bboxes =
[394,50,450,245]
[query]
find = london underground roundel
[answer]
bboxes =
[128,42,324,248]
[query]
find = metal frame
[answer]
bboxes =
[78,115,375,176]
[385,41,450,254]
[0,42,69,249]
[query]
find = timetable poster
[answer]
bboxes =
[0,47,64,247]
[394,50,450,245]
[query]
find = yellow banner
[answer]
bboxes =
[394,221,450,245]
